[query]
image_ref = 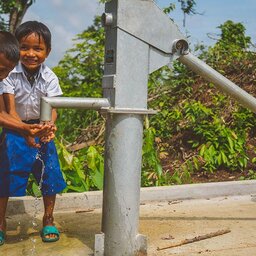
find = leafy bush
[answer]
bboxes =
[27,19,256,195]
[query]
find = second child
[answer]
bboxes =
[0,21,67,244]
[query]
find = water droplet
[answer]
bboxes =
[32,221,38,228]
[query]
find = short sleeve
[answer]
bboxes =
[2,75,15,94]
[46,72,63,97]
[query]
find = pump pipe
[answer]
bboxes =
[40,97,110,122]
[179,52,256,113]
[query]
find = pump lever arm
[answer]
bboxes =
[178,52,256,114]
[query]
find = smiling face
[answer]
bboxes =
[19,32,50,73]
[0,53,16,81]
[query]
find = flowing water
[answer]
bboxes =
[29,150,46,256]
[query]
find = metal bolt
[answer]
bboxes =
[101,13,113,27]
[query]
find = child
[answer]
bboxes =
[0,31,52,246]
[0,31,45,141]
[0,21,66,245]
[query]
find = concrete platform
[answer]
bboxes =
[1,181,256,255]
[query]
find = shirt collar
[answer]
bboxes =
[14,62,47,81]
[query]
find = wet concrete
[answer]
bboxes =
[1,194,256,256]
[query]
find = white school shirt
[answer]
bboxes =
[2,62,62,121]
[0,83,3,95]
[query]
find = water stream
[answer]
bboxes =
[29,150,45,256]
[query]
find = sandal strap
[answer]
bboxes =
[0,230,5,245]
[41,226,60,237]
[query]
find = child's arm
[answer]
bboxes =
[0,96,44,149]
[2,93,49,147]
[3,93,21,121]
[0,94,41,135]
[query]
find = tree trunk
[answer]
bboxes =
[9,0,34,33]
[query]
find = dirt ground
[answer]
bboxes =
[190,169,248,183]
[1,195,256,256]
[161,156,251,184]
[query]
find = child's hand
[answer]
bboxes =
[24,123,51,138]
[47,121,57,133]
[25,135,41,148]
[39,121,57,143]
[40,132,55,143]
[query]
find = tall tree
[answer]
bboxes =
[0,0,35,32]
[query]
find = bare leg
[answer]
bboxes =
[0,197,9,232]
[43,195,57,240]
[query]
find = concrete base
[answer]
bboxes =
[94,233,104,256]
[7,180,256,215]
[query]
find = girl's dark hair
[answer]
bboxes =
[15,21,51,50]
[0,31,20,63]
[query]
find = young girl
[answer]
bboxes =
[0,21,66,244]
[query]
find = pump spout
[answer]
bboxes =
[179,52,256,113]
[40,97,110,122]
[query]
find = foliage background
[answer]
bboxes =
[51,18,256,193]
[1,1,256,195]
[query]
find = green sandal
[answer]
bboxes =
[40,226,60,243]
[0,230,5,246]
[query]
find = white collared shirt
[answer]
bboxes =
[0,83,3,95]
[1,62,63,120]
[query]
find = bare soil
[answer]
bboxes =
[160,156,252,184]
[190,169,248,183]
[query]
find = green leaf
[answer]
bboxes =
[62,147,73,166]
[199,144,206,156]
[32,183,42,197]
[221,151,228,164]
[91,170,104,190]
[87,146,98,171]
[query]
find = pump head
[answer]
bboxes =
[172,39,189,55]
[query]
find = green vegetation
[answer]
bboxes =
[28,18,256,196]
[3,1,255,196]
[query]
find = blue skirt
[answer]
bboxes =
[0,129,66,197]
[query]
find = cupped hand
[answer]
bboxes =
[39,121,57,142]
[25,135,41,148]
[25,123,51,138]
